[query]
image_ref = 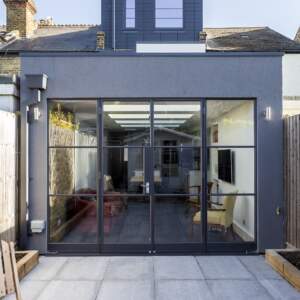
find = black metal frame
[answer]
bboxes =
[47,97,257,255]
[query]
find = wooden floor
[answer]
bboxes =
[61,201,242,245]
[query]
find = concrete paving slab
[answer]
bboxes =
[259,279,300,300]
[24,257,68,281]
[196,256,253,279]
[104,257,153,280]
[57,257,109,280]
[238,256,282,280]
[4,280,48,300]
[4,255,300,300]
[37,280,99,300]
[96,280,153,300]
[154,256,204,279]
[208,279,274,300]
[156,280,214,300]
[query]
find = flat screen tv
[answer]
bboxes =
[218,149,235,184]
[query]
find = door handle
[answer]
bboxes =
[145,182,150,194]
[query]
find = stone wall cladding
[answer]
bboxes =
[0,56,21,75]
[49,125,75,241]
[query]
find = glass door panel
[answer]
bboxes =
[154,101,201,146]
[153,100,203,247]
[103,196,150,244]
[154,147,201,194]
[154,195,202,244]
[102,100,151,248]
[103,147,146,194]
[103,100,150,146]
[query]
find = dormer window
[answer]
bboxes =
[126,0,135,28]
[155,0,183,28]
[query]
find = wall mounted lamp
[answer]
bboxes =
[264,106,272,120]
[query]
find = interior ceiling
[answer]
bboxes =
[207,101,246,123]
[104,102,200,128]
[52,100,248,129]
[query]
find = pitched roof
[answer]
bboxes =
[0,25,300,53]
[295,27,300,43]
[0,24,101,52]
[205,27,300,53]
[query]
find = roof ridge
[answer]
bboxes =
[38,24,100,28]
[204,26,267,30]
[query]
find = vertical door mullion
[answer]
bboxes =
[150,99,155,253]
[201,98,208,251]
[98,99,104,251]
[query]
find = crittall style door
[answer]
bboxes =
[100,100,203,253]
[48,99,256,254]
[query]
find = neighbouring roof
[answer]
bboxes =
[205,27,300,53]
[295,27,300,43]
[0,24,101,52]
[0,25,300,53]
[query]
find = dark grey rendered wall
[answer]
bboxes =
[20,52,283,254]
[101,0,203,49]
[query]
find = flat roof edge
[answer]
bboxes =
[19,51,284,58]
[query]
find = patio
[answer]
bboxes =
[4,255,300,300]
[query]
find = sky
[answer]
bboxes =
[0,0,299,39]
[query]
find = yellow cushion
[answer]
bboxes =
[193,210,223,225]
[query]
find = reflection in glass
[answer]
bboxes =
[49,196,97,243]
[207,100,254,146]
[207,148,254,194]
[204,196,255,243]
[104,196,150,244]
[154,148,201,194]
[104,101,150,146]
[154,101,201,146]
[155,196,201,244]
[49,100,97,147]
[49,148,97,195]
[103,148,146,194]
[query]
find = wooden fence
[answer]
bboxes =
[0,110,18,242]
[284,114,300,248]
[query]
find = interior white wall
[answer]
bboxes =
[283,54,300,116]
[74,132,97,191]
[209,102,255,240]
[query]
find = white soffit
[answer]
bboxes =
[136,43,206,53]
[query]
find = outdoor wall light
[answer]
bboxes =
[27,104,41,123]
[33,105,41,121]
[264,106,272,120]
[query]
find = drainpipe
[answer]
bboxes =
[20,74,48,249]
[112,0,116,50]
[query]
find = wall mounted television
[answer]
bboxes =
[218,149,235,184]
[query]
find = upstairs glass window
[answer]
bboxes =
[155,0,183,28]
[126,0,135,28]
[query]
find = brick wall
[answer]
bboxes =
[4,0,37,37]
[0,56,21,75]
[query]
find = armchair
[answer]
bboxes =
[193,193,238,234]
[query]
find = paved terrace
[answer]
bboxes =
[4,256,300,300]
